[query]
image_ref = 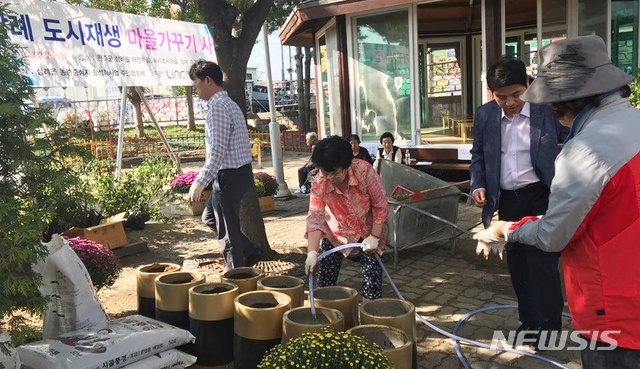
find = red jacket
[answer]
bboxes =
[510,95,640,349]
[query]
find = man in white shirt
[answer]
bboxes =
[469,56,568,349]
[188,60,263,269]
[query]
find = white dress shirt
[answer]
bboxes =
[500,102,541,190]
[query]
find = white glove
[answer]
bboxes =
[362,235,380,253]
[473,226,507,260]
[188,182,205,202]
[475,240,505,260]
[305,251,318,275]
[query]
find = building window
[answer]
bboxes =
[353,9,411,142]
[611,0,639,76]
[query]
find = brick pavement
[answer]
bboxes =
[184,153,582,369]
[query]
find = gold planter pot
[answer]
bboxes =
[154,271,205,330]
[135,263,181,319]
[221,267,264,295]
[360,298,417,369]
[257,275,305,308]
[234,290,292,369]
[313,286,359,329]
[189,282,239,366]
[282,306,344,341]
[347,324,412,369]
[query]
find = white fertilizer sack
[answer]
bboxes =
[122,349,196,369]
[33,234,109,339]
[0,332,20,369]
[18,315,195,369]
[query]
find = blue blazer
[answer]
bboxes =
[469,101,568,227]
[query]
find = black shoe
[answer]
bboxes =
[246,250,265,266]
[512,324,538,349]
[530,328,561,351]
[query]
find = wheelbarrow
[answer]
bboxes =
[378,160,474,267]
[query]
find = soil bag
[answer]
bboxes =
[18,315,195,369]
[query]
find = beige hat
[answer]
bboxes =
[521,35,633,104]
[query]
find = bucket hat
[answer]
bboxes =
[521,35,633,104]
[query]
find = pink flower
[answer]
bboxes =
[64,236,122,291]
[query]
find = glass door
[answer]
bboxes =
[419,37,466,144]
[316,22,341,138]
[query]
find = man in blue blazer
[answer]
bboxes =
[469,56,568,349]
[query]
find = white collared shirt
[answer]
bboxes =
[499,102,541,190]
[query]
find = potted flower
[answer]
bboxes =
[63,236,122,291]
[258,327,391,369]
[169,171,211,216]
[254,172,278,213]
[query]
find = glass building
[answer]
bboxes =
[280,0,638,165]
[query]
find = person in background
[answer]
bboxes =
[373,131,402,170]
[304,136,390,300]
[188,59,263,269]
[474,35,640,368]
[347,134,373,165]
[295,131,319,194]
[469,55,567,349]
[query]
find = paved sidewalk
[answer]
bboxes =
[184,153,581,369]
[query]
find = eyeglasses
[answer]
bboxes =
[321,168,347,181]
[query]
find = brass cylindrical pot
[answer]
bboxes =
[282,306,344,341]
[135,263,180,318]
[233,291,291,369]
[189,282,239,366]
[347,324,412,369]
[257,275,304,308]
[155,271,205,330]
[221,267,264,295]
[360,298,417,369]
[313,286,359,329]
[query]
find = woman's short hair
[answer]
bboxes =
[311,136,353,172]
[379,132,395,144]
[347,134,361,143]
[305,132,317,141]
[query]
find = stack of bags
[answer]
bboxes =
[16,235,196,369]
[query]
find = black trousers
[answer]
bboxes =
[210,164,260,269]
[298,165,310,188]
[499,183,564,330]
[581,340,640,369]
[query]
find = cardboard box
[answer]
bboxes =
[64,213,128,249]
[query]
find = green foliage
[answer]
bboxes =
[0,4,94,343]
[629,74,640,108]
[86,157,178,221]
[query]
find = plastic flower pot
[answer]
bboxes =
[233,290,291,369]
[313,286,359,329]
[135,263,181,318]
[154,271,205,330]
[360,298,417,369]
[189,282,239,366]
[347,324,412,369]
[257,275,304,308]
[221,267,264,295]
[282,306,344,341]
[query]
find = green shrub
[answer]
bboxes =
[86,157,177,222]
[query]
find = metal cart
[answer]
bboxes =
[378,160,473,266]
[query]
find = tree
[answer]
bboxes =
[149,0,202,131]
[0,5,93,346]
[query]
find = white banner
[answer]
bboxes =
[0,0,216,87]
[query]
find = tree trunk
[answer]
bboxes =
[304,47,314,132]
[240,182,274,258]
[134,102,144,138]
[295,46,306,131]
[186,87,196,131]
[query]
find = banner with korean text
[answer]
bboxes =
[0,0,216,87]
